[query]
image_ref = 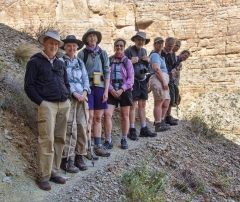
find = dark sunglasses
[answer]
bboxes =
[115,44,124,47]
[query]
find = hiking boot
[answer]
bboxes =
[94,145,111,157]
[50,176,66,184]
[84,148,99,161]
[139,126,157,137]
[127,128,138,140]
[165,116,178,126]
[103,140,113,149]
[155,121,171,132]
[75,155,88,171]
[36,181,51,191]
[60,158,79,173]
[170,116,179,122]
[121,138,128,149]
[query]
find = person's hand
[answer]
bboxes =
[111,90,118,98]
[131,57,139,64]
[141,55,150,62]
[177,63,182,71]
[73,92,81,101]
[102,90,108,103]
[78,91,88,102]
[115,89,123,98]
[162,83,169,90]
[171,68,177,78]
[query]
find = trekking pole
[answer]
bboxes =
[83,99,94,167]
[66,100,77,174]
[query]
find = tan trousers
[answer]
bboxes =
[37,100,70,182]
[62,99,88,160]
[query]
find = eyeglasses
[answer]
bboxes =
[115,44,124,47]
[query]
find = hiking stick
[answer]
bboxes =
[66,100,77,174]
[83,99,94,167]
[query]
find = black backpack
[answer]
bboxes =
[82,48,105,69]
[109,56,128,71]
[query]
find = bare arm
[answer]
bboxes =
[152,62,168,90]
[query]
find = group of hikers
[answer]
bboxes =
[24,28,190,191]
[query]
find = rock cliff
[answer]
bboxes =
[0,0,240,134]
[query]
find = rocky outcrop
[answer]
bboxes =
[0,0,240,133]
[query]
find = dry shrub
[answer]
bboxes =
[14,43,39,66]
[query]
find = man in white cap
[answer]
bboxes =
[124,31,157,140]
[24,30,71,191]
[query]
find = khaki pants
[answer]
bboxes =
[62,99,88,160]
[37,100,70,182]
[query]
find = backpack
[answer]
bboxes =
[63,56,83,71]
[109,56,128,70]
[82,48,105,69]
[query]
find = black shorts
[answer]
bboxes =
[107,89,133,108]
[132,79,148,101]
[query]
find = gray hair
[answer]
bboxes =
[165,37,175,44]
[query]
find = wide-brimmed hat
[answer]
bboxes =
[154,37,164,44]
[38,30,64,47]
[82,28,102,45]
[131,31,150,45]
[61,35,84,50]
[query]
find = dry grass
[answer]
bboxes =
[14,43,39,66]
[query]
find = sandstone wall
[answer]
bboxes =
[0,0,240,134]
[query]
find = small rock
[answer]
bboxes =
[2,176,12,184]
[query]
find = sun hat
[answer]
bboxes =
[38,30,64,47]
[131,31,150,45]
[154,37,164,44]
[82,28,102,45]
[61,35,84,50]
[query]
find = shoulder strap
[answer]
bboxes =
[83,48,88,64]
[99,48,105,69]
[109,56,128,70]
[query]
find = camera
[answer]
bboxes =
[140,68,149,74]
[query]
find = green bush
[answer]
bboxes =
[122,163,166,202]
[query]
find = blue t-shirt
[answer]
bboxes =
[150,53,168,73]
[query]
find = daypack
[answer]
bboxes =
[63,56,83,71]
[127,46,149,80]
[82,48,105,69]
[109,56,128,71]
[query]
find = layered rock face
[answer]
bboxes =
[0,0,240,134]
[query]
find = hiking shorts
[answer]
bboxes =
[88,86,108,110]
[132,79,148,101]
[149,73,170,101]
[107,89,133,108]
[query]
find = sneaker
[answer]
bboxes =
[36,181,51,191]
[84,148,99,161]
[50,176,66,184]
[103,140,113,149]
[127,128,138,140]
[94,145,111,157]
[60,158,79,173]
[155,121,171,132]
[139,126,157,137]
[75,155,88,171]
[121,138,128,149]
[165,116,178,126]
